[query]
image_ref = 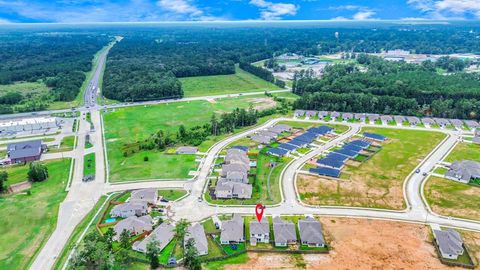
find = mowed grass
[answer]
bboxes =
[0,158,71,269]
[1,159,69,186]
[158,189,187,201]
[180,67,280,97]
[103,95,277,182]
[83,153,96,176]
[445,142,480,163]
[299,128,446,209]
[425,176,480,220]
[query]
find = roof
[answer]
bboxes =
[232,145,249,152]
[130,189,158,204]
[220,214,244,242]
[366,114,380,120]
[325,152,349,162]
[278,143,297,151]
[309,167,340,178]
[333,148,358,157]
[316,157,344,169]
[273,217,296,243]
[422,118,435,124]
[363,132,387,141]
[433,229,464,257]
[450,119,463,127]
[305,110,317,117]
[342,113,353,119]
[380,115,393,122]
[465,120,479,128]
[185,223,208,255]
[354,113,366,120]
[251,135,272,144]
[394,116,405,123]
[318,111,328,117]
[298,217,325,246]
[343,143,363,153]
[111,202,148,215]
[308,126,333,135]
[446,160,480,182]
[215,179,252,198]
[226,171,248,183]
[221,163,249,176]
[288,139,306,147]
[269,124,291,134]
[406,116,420,123]
[250,216,269,235]
[225,149,250,166]
[114,215,152,237]
[134,223,174,252]
[349,140,371,149]
[7,140,43,159]
[176,146,198,154]
[330,111,340,118]
[257,130,277,139]
[294,110,305,117]
[267,147,288,156]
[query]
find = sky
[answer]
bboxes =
[0,0,479,23]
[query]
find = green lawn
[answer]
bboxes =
[299,128,446,209]
[1,159,70,186]
[49,136,76,153]
[445,143,480,163]
[0,81,49,95]
[103,95,279,182]
[271,92,299,100]
[203,253,249,270]
[158,189,187,201]
[0,158,71,270]
[277,120,349,134]
[83,153,96,176]
[180,66,280,97]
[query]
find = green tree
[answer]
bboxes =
[184,238,201,270]
[28,162,48,182]
[146,236,160,269]
[115,247,131,267]
[103,227,115,250]
[174,219,191,258]
[119,229,131,249]
[0,171,7,193]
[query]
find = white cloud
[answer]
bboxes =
[249,0,298,20]
[157,0,203,17]
[352,11,376,20]
[0,18,12,23]
[408,0,480,19]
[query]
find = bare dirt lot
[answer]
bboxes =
[224,218,470,270]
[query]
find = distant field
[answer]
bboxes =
[103,95,278,182]
[425,176,480,221]
[180,67,280,97]
[298,128,446,209]
[0,81,49,94]
[0,158,71,270]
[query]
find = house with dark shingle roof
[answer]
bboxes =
[249,216,270,245]
[273,217,297,247]
[130,189,158,205]
[133,222,174,253]
[445,160,480,183]
[433,229,465,260]
[298,217,325,247]
[185,223,208,256]
[110,202,149,218]
[7,140,46,163]
[114,215,152,240]
[220,214,245,244]
[406,116,420,126]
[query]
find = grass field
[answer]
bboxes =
[0,81,49,95]
[0,158,71,269]
[103,95,279,182]
[49,136,76,153]
[299,128,446,209]
[445,143,480,163]
[180,66,280,97]
[83,153,96,176]
[2,159,70,186]
[158,189,187,201]
[425,176,480,220]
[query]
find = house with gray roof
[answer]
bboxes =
[185,223,208,256]
[273,217,297,247]
[422,117,435,126]
[433,118,450,127]
[130,189,158,205]
[366,114,380,123]
[257,130,277,139]
[305,110,317,118]
[406,116,420,126]
[298,217,325,247]
[225,171,248,183]
[250,134,272,144]
[215,179,252,199]
[445,160,480,183]
[354,113,366,122]
[473,136,480,145]
[330,111,340,119]
[318,111,328,119]
[294,110,305,117]
[220,214,245,244]
[394,115,406,124]
[380,115,393,124]
[221,163,249,177]
[268,124,291,134]
[176,146,198,154]
[249,216,270,245]
[7,140,46,163]
[465,120,479,130]
[433,229,465,260]
[450,119,463,128]
[225,149,250,167]
[114,215,152,240]
[342,113,353,122]
[133,223,174,253]
[110,202,149,218]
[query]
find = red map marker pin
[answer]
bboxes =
[255,203,264,222]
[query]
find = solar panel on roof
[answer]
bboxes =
[363,132,386,141]
[287,139,305,147]
[278,143,297,151]
[349,140,371,148]
[334,148,358,157]
[316,157,344,169]
[309,167,341,178]
[267,148,288,156]
[295,134,315,143]
[343,144,363,153]
[326,152,349,162]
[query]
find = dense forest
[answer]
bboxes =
[101,23,480,101]
[293,54,480,119]
[0,32,111,112]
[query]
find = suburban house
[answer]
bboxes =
[380,115,393,124]
[185,223,209,256]
[354,113,366,122]
[110,202,149,218]
[176,146,198,154]
[225,171,248,183]
[363,132,387,142]
[366,113,380,123]
[250,134,272,145]
[221,163,249,179]
[133,223,175,253]
[249,217,270,245]
[266,147,288,157]
[422,117,435,126]
[305,110,317,119]
[445,160,480,183]
[342,113,353,122]
[294,110,305,118]
[273,217,297,247]
[465,120,479,130]
[394,115,405,124]
[214,179,252,199]
[220,214,245,244]
[330,111,340,119]
[130,188,158,205]
[406,116,420,126]
[318,111,328,119]
[225,149,250,167]
[7,140,46,163]
[113,215,152,240]
[298,217,325,247]
[433,229,465,260]
[450,119,463,128]
[267,124,291,134]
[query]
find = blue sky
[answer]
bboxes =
[0,0,479,23]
